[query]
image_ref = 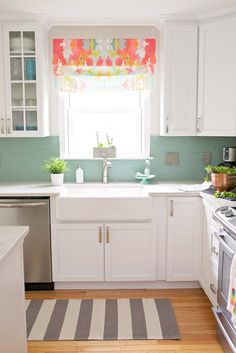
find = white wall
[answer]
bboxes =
[48,25,160,136]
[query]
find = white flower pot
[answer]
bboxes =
[50,173,64,186]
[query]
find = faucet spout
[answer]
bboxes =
[103,158,112,183]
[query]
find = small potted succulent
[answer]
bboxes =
[42,157,69,186]
[205,165,236,192]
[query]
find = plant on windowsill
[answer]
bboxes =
[42,157,69,186]
[205,165,236,192]
[93,132,116,158]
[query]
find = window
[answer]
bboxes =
[60,90,150,159]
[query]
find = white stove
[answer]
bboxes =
[214,207,236,239]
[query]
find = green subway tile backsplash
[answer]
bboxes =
[0,136,235,182]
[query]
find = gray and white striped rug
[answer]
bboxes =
[26,298,180,341]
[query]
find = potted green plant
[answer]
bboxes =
[42,157,69,186]
[205,165,236,192]
[93,132,116,158]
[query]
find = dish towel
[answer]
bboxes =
[178,181,211,192]
[227,253,236,327]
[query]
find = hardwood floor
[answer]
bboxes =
[26,288,224,353]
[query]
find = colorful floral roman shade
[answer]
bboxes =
[52,38,156,92]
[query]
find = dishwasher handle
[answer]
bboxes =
[0,202,47,208]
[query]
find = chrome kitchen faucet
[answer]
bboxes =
[103,158,112,183]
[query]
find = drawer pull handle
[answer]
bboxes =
[212,246,218,256]
[106,227,110,243]
[98,226,102,243]
[210,283,217,294]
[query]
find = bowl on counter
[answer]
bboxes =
[211,173,236,192]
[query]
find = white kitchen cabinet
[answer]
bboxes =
[52,222,157,282]
[0,22,48,137]
[160,23,198,136]
[105,223,157,281]
[197,16,236,136]
[0,26,6,135]
[200,198,220,306]
[0,227,29,353]
[51,223,104,281]
[166,197,202,281]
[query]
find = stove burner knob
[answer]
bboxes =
[224,209,233,217]
[221,207,228,214]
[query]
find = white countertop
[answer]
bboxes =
[144,182,201,197]
[0,181,200,197]
[0,226,29,264]
[0,182,63,196]
[0,181,234,204]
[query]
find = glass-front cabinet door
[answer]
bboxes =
[2,24,48,137]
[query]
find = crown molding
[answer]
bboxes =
[198,6,236,22]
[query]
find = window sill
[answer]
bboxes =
[61,155,153,161]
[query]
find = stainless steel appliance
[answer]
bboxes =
[219,147,236,167]
[0,197,53,290]
[213,206,236,353]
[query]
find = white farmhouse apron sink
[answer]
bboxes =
[55,183,152,221]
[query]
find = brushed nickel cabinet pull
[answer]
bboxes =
[1,118,4,134]
[106,227,110,243]
[210,283,216,294]
[170,200,174,217]
[166,117,169,134]
[98,226,102,243]
[7,118,11,134]
[196,117,202,133]
[211,246,219,256]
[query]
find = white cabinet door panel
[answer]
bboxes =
[161,24,198,136]
[52,224,104,281]
[167,197,201,281]
[198,17,236,136]
[105,223,157,281]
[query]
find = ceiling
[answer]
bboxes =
[0,0,236,23]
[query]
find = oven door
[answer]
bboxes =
[215,230,236,352]
[218,230,236,319]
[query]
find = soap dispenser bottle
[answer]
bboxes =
[144,159,150,175]
[76,165,84,183]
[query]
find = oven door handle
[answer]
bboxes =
[219,233,235,257]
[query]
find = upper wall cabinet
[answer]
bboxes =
[0,23,48,137]
[197,16,236,136]
[160,24,198,136]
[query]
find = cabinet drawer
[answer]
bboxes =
[209,263,218,305]
[210,226,219,268]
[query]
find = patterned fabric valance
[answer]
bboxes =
[52,38,156,92]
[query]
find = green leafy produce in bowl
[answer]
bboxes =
[214,191,236,199]
[205,165,236,174]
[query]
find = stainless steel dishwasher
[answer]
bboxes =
[0,197,53,290]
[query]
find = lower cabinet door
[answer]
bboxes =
[51,224,104,281]
[167,197,202,281]
[104,223,157,281]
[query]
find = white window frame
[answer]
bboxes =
[59,90,150,160]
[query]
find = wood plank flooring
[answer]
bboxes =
[26,288,224,353]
